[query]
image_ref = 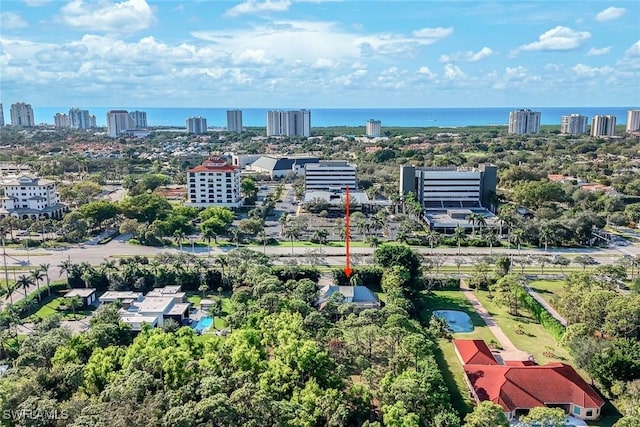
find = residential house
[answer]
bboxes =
[65,288,97,307]
[315,285,381,310]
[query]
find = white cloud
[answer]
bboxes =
[312,58,336,69]
[587,46,611,56]
[572,63,614,77]
[439,46,493,62]
[513,26,590,54]
[233,49,272,65]
[443,64,466,80]
[625,40,640,57]
[225,0,292,17]
[417,66,436,79]
[57,0,154,33]
[595,7,626,22]
[490,66,541,90]
[0,12,29,30]
[412,27,453,41]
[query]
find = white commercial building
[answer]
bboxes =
[304,161,357,191]
[626,109,640,133]
[561,114,588,134]
[69,108,95,129]
[10,102,35,127]
[591,115,616,137]
[0,175,66,219]
[54,113,69,128]
[186,156,242,208]
[227,110,243,133]
[129,110,147,128]
[266,110,310,137]
[107,110,134,137]
[186,116,208,134]
[366,119,381,137]
[508,109,540,134]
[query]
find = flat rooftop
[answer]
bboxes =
[134,296,174,313]
[166,303,190,316]
[100,291,143,301]
[66,288,96,297]
[424,207,498,229]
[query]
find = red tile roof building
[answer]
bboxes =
[453,340,604,422]
[186,157,241,208]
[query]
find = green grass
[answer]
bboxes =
[27,294,93,321]
[186,291,232,330]
[528,279,565,309]
[433,338,475,416]
[473,290,571,365]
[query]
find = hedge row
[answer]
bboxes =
[0,281,68,320]
[519,291,566,340]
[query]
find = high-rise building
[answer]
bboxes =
[561,114,588,134]
[68,108,93,129]
[186,117,208,134]
[626,110,640,133]
[54,113,70,128]
[508,109,540,134]
[304,161,357,191]
[186,156,241,208]
[226,110,243,133]
[591,115,616,137]
[0,103,4,127]
[129,111,147,128]
[400,164,498,212]
[366,119,381,137]
[89,115,97,128]
[107,110,134,138]
[266,110,311,137]
[10,102,35,127]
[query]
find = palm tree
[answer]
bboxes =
[258,229,268,254]
[538,224,553,252]
[58,260,73,289]
[425,229,441,254]
[481,227,498,254]
[510,228,525,255]
[229,227,240,249]
[283,226,301,256]
[16,275,34,300]
[3,281,17,305]
[453,226,467,255]
[466,213,483,234]
[202,228,216,257]
[216,256,228,285]
[38,263,51,297]
[67,296,83,320]
[174,230,186,251]
[30,269,45,301]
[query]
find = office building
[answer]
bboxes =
[0,175,66,219]
[561,114,588,134]
[186,116,208,134]
[106,110,134,138]
[626,110,640,133]
[0,103,4,126]
[591,115,616,137]
[508,109,540,134]
[10,102,35,127]
[250,155,319,179]
[69,108,93,129]
[266,110,311,137]
[54,113,69,128]
[366,119,381,137]
[400,165,497,210]
[226,110,243,133]
[186,156,241,208]
[129,110,147,128]
[400,165,498,232]
[304,161,357,192]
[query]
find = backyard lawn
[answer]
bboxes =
[27,296,92,321]
[528,279,565,309]
[186,291,232,330]
[473,290,571,365]
[420,290,499,417]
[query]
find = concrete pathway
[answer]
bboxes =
[524,284,568,327]
[460,280,531,361]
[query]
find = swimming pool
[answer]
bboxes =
[433,310,474,333]
[194,316,213,333]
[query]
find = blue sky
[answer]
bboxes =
[0,0,639,108]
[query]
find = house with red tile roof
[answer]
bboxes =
[453,340,604,422]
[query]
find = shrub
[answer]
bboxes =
[519,292,565,340]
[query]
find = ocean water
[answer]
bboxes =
[27,106,635,128]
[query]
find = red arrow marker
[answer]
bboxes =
[344,186,352,278]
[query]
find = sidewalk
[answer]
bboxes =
[524,285,568,327]
[460,280,531,361]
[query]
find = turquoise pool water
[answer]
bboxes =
[433,310,474,333]
[194,317,213,333]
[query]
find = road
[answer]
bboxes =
[1,233,639,310]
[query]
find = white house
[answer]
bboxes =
[0,175,66,219]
